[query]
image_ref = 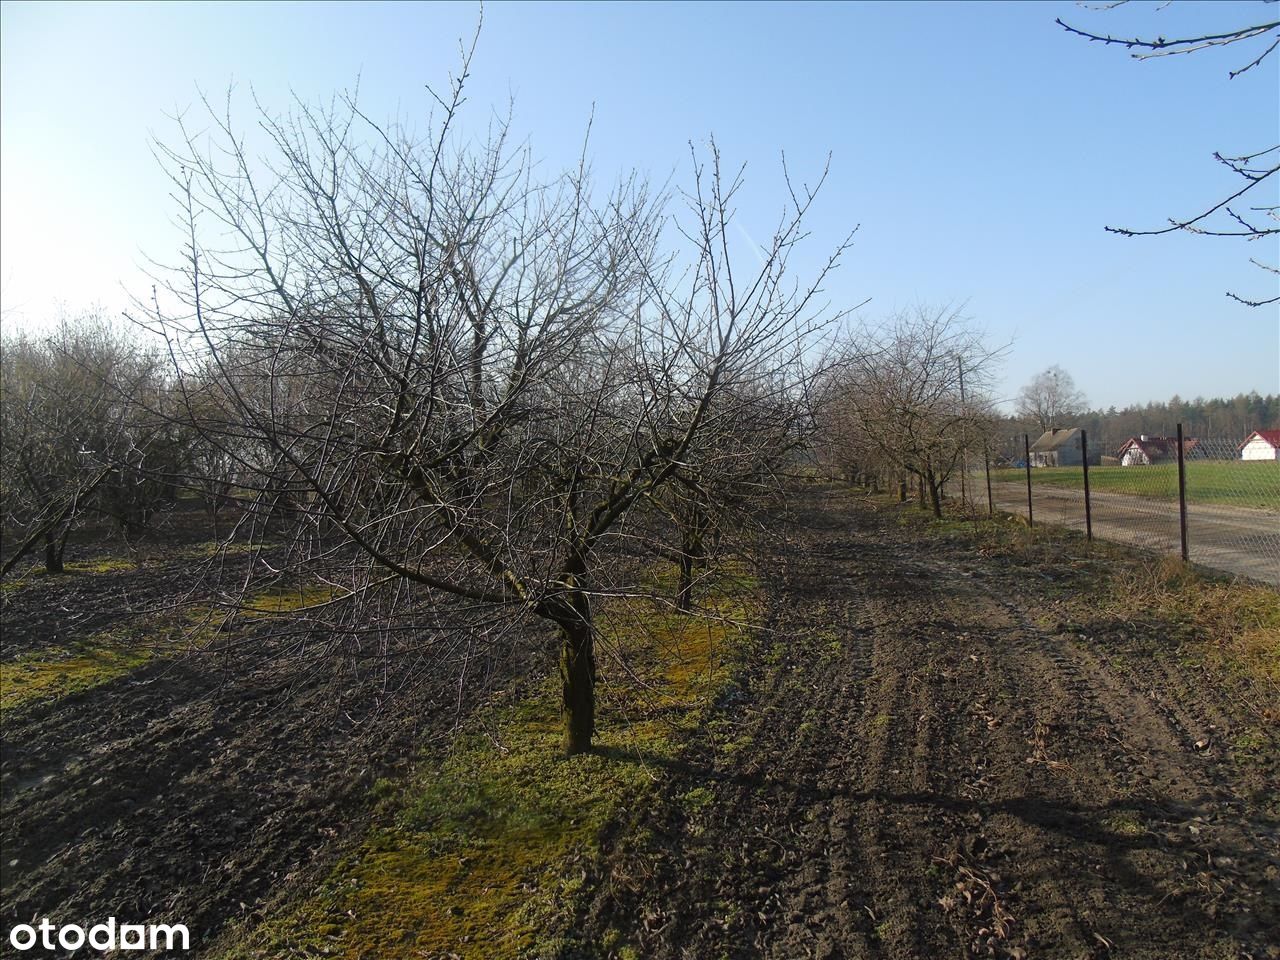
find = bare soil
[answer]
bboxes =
[565,487,1280,959]
[0,545,539,957]
[2,488,1277,959]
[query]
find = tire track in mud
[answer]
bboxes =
[570,488,1280,960]
[883,550,1279,958]
[965,580,1280,956]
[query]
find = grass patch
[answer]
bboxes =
[241,582,341,615]
[893,499,1106,571]
[0,641,151,712]
[0,575,337,716]
[892,490,1280,707]
[223,563,758,960]
[990,461,1280,511]
[1103,557,1280,688]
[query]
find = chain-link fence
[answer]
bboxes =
[966,427,1280,586]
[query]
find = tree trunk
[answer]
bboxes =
[549,548,597,756]
[44,530,65,574]
[927,470,943,519]
[677,549,694,613]
[559,613,595,756]
[677,529,706,613]
[676,508,708,614]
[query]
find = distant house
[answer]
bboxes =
[1029,427,1092,467]
[1117,435,1200,466]
[1239,429,1280,461]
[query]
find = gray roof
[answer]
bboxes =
[1029,427,1081,453]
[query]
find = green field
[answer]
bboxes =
[990,460,1280,511]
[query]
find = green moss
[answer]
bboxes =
[0,602,220,715]
[1,556,139,592]
[242,583,340,614]
[1235,730,1266,752]
[0,576,332,716]
[679,786,716,814]
[0,643,150,712]
[0,577,29,596]
[1105,813,1146,838]
[1232,728,1270,768]
[65,557,140,574]
[0,555,123,593]
[225,562,758,960]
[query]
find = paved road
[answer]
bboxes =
[982,481,1280,586]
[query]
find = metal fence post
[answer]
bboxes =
[984,442,993,517]
[1081,429,1093,542]
[1024,434,1034,528]
[958,357,968,515]
[1176,422,1189,562]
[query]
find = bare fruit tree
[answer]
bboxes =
[1058,3,1279,306]
[820,306,1000,518]
[0,317,177,576]
[144,63,852,754]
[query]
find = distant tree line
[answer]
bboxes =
[813,306,1003,518]
[1005,392,1280,444]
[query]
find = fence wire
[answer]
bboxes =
[968,430,1280,586]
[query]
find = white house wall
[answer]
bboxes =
[1240,438,1280,461]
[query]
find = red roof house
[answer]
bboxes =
[1239,430,1280,461]
[1117,435,1201,466]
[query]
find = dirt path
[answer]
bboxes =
[570,488,1280,959]
[985,481,1280,586]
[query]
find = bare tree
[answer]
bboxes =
[1015,364,1087,434]
[143,61,852,754]
[821,307,1000,518]
[0,316,172,576]
[1058,2,1279,306]
[651,377,825,612]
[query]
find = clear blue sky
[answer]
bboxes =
[2,0,1277,410]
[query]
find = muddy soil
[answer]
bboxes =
[1,500,277,663]
[568,487,1280,959]
[1,557,542,957]
[1,552,221,662]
